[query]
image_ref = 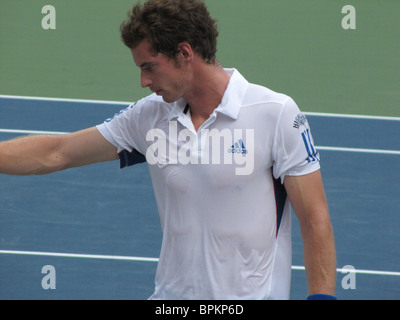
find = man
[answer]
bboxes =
[0,0,336,300]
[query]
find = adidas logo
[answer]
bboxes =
[228,139,248,155]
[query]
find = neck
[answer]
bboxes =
[183,62,231,130]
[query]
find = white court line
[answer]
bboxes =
[316,146,400,156]
[1,250,399,277]
[0,250,158,263]
[305,111,400,122]
[0,129,68,135]
[1,128,399,155]
[0,94,130,106]
[1,94,400,121]
[291,265,400,277]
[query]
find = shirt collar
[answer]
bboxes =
[168,98,188,121]
[168,68,248,121]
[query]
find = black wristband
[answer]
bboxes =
[307,294,337,300]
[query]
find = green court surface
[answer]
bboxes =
[1,0,399,117]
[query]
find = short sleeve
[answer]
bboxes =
[96,101,147,168]
[272,97,320,183]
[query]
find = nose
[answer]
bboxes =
[140,71,152,88]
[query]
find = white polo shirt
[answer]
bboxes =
[96,68,320,300]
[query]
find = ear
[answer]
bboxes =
[178,42,194,61]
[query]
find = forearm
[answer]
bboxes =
[0,127,119,176]
[285,171,337,297]
[0,135,66,175]
[300,218,337,296]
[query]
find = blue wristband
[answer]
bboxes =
[307,294,337,300]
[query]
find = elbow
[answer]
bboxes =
[296,206,335,240]
[35,152,69,175]
[37,134,74,174]
[28,140,70,175]
[301,213,334,236]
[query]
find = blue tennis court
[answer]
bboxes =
[0,95,399,300]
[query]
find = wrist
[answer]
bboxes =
[307,294,337,300]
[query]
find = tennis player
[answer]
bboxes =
[0,0,336,300]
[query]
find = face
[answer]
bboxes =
[131,40,190,103]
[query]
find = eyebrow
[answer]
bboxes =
[139,62,155,69]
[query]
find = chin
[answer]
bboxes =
[161,94,180,104]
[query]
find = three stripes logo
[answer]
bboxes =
[293,113,320,164]
[301,129,319,163]
[228,139,248,155]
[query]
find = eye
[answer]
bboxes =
[142,63,155,72]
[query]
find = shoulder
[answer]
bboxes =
[106,93,173,124]
[243,83,291,107]
[131,93,172,115]
[241,83,300,125]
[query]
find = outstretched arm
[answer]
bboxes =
[284,170,337,298]
[0,127,118,175]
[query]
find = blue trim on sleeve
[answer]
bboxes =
[118,149,146,168]
[272,168,287,237]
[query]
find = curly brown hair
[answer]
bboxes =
[120,0,219,64]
